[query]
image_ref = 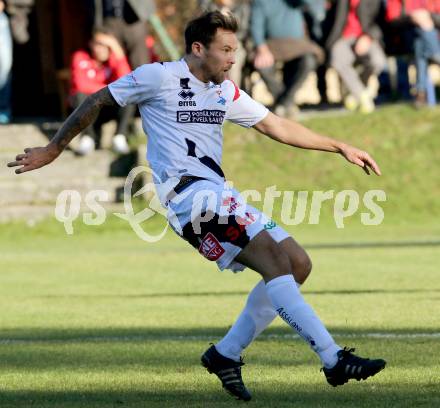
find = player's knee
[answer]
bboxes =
[292,252,312,284]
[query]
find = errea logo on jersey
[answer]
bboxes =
[178,77,197,106]
[178,89,196,106]
[178,99,196,107]
[179,90,195,100]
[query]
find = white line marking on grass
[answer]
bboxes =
[0,332,439,345]
[264,333,440,340]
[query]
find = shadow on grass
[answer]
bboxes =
[1,326,439,342]
[0,326,438,371]
[0,385,438,408]
[29,287,440,300]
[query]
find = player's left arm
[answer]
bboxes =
[254,111,381,176]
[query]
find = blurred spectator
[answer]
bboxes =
[70,28,135,155]
[91,0,156,69]
[303,0,330,103]
[0,0,12,124]
[199,0,251,87]
[326,0,386,113]
[251,0,324,118]
[304,0,328,41]
[5,0,34,44]
[385,0,440,107]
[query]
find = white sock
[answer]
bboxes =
[216,280,277,362]
[216,279,302,362]
[265,274,341,368]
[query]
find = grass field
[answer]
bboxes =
[1,105,439,407]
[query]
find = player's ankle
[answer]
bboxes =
[215,342,242,363]
[319,343,342,369]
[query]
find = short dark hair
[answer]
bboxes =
[184,10,238,54]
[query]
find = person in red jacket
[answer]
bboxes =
[326,0,386,114]
[70,28,135,155]
[385,0,440,107]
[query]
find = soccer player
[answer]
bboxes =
[8,11,386,402]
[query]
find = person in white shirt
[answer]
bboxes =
[8,10,386,402]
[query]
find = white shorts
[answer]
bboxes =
[166,179,290,272]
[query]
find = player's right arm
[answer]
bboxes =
[8,87,118,174]
[8,62,165,174]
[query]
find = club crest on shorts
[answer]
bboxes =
[199,232,225,261]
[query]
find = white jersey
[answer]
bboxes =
[108,59,268,202]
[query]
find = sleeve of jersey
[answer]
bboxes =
[108,62,166,107]
[225,88,269,128]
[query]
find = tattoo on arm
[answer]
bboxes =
[49,87,119,152]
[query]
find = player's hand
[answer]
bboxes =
[339,144,381,176]
[7,144,61,174]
